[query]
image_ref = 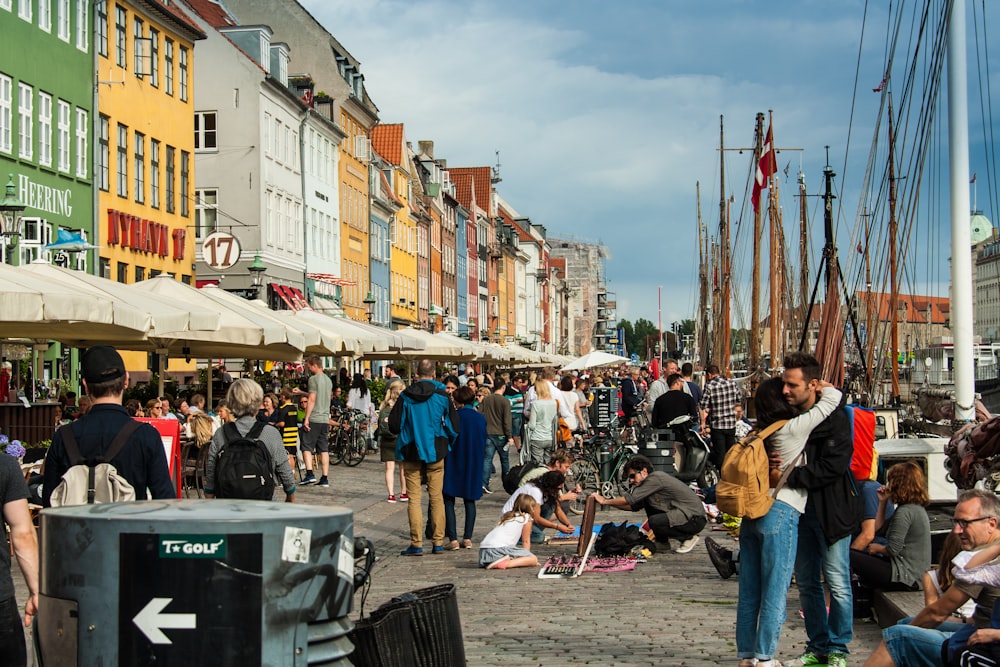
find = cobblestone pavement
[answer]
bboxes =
[16,455,884,665]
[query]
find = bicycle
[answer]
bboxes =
[328,407,369,466]
[565,427,637,515]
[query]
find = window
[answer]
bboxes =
[117,262,127,283]
[56,100,70,172]
[179,47,188,101]
[18,83,32,160]
[194,111,216,150]
[149,28,158,87]
[116,123,127,197]
[96,1,107,56]
[57,0,70,41]
[164,39,173,95]
[18,0,30,22]
[115,5,126,68]
[97,115,109,190]
[133,131,144,203]
[165,145,174,213]
[75,108,87,178]
[133,18,144,76]
[76,0,87,50]
[0,76,9,154]
[150,140,160,208]
[37,93,51,167]
[135,265,145,282]
[38,0,50,31]
[180,150,189,217]
[99,258,110,280]
[195,189,217,238]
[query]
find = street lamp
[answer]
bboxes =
[363,290,376,323]
[247,253,267,300]
[0,173,26,259]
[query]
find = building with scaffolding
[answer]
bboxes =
[549,237,614,355]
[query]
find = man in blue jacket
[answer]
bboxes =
[389,359,459,556]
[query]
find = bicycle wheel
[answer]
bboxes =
[329,428,346,466]
[566,459,600,515]
[343,427,366,467]
[698,463,720,490]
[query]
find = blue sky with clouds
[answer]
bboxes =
[300,0,998,331]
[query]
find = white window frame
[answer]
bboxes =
[114,4,126,68]
[164,39,173,95]
[18,0,30,21]
[56,99,70,172]
[194,188,217,239]
[17,82,32,160]
[37,92,51,167]
[97,114,109,191]
[148,28,158,87]
[75,0,88,51]
[194,111,217,151]
[150,139,160,207]
[133,17,144,77]
[95,0,107,57]
[57,0,70,42]
[133,131,144,203]
[116,123,127,197]
[0,76,10,154]
[38,0,51,31]
[74,107,87,178]
[179,46,188,101]
[0,0,12,11]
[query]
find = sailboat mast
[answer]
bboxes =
[768,112,781,370]
[798,171,809,347]
[888,97,901,404]
[948,0,974,423]
[697,182,712,368]
[718,115,732,375]
[749,112,765,376]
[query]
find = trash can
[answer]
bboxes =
[369,584,466,667]
[348,606,416,667]
[37,499,356,666]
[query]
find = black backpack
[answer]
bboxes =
[502,462,545,495]
[215,421,276,500]
[594,521,656,556]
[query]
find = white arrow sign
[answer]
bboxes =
[132,597,197,645]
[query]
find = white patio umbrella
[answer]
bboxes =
[374,327,475,361]
[560,351,631,371]
[289,310,394,354]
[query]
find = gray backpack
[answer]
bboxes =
[50,421,141,507]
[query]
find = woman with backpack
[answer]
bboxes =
[204,379,296,503]
[735,376,841,667]
[347,373,374,451]
[378,380,408,503]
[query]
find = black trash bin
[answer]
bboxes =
[372,584,466,667]
[349,606,417,667]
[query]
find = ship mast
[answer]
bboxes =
[768,110,782,369]
[717,115,732,374]
[888,96,901,405]
[697,182,712,368]
[798,169,809,349]
[749,112,765,377]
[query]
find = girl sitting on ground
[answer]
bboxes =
[479,494,540,570]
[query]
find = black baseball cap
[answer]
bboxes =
[81,346,126,385]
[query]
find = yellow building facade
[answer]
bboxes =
[338,106,374,322]
[96,0,204,377]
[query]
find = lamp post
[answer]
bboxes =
[0,173,26,264]
[247,253,267,300]
[363,290,376,323]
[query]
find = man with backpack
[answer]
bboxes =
[777,352,861,667]
[389,359,459,556]
[42,346,175,507]
[594,455,705,553]
[204,379,296,502]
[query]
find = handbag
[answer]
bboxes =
[554,398,573,443]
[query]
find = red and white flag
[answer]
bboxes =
[752,123,777,213]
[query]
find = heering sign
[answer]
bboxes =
[159,535,227,558]
[120,532,261,663]
[18,174,72,218]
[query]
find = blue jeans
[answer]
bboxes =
[530,501,556,544]
[795,505,853,657]
[482,435,511,489]
[443,494,477,542]
[736,500,800,661]
[0,596,26,667]
[883,620,966,667]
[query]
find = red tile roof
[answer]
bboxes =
[371,124,404,166]
[856,292,950,325]
[449,167,491,213]
[180,0,235,28]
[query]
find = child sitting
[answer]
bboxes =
[479,495,541,570]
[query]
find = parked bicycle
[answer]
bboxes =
[564,427,638,515]
[328,406,369,467]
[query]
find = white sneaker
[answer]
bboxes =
[675,535,700,554]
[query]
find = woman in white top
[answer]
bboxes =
[736,376,842,667]
[346,373,374,447]
[525,380,558,465]
[559,375,583,433]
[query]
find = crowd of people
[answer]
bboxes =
[10,345,1000,667]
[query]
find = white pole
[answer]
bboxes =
[948,0,975,423]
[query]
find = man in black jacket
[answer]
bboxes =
[779,352,861,667]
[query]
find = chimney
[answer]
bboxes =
[418,140,434,159]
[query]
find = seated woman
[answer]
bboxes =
[501,470,574,544]
[849,461,931,591]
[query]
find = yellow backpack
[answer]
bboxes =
[715,420,789,520]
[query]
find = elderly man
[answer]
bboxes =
[863,489,1000,667]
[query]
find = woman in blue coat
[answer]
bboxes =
[443,385,487,550]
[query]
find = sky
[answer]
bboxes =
[299,0,999,331]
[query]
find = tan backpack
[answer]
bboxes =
[50,421,141,507]
[715,420,791,519]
